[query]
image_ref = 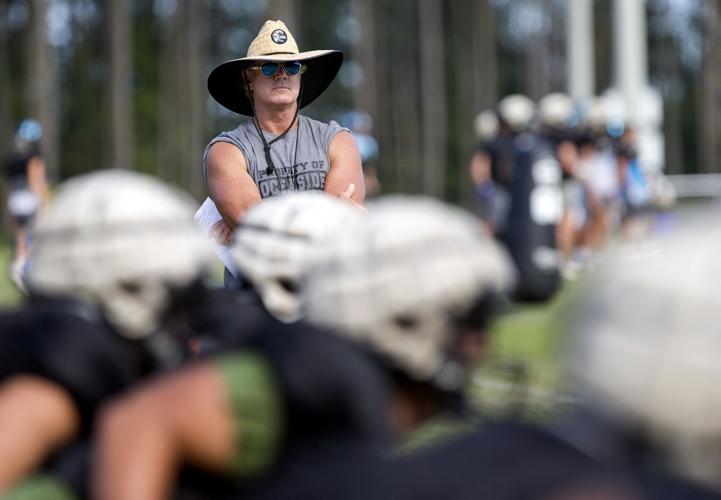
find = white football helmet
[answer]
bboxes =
[303,196,515,391]
[230,192,363,322]
[538,93,574,130]
[569,213,721,491]
[26,170,213,339]
[473,110,499,142]
[497,94,536,133]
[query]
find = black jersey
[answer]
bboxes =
[0,288,258,426]
[238,421,638,500]
[480,135,518,187]
[0,298,152,434]
[4,153,32,184]
[254,321,391,446]
[170,321,393,500]
[5,295,392,500]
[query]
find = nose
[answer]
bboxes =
[274,65,289,79]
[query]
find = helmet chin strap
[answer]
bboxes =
[250,80,304,176]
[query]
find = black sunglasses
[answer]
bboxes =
[251,61,304,77]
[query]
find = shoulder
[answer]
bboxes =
[206,140,249,176]
[300,115,350,136]
[207,122,256,153]
[254,323,391,439]
[0,302,142,424]
[178,288,273,355]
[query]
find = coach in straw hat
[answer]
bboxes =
[203,20,365,246]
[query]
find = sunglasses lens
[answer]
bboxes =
[260,62,279,77]
[284,62,302,76]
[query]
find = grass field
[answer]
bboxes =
[472,282,579,421]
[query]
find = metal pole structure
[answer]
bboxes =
[567,0,594,99]
[613,0,648,127]
[613,0,664,172]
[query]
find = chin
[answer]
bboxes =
[267,96,298,107]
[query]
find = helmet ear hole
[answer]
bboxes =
[119,280,142,295]
[393,315,418,331]
[277,277,298,294]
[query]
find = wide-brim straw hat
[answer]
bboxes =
[208,20,343,116]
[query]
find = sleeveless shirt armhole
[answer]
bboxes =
[202,135,251,187]
[323,120,352,157]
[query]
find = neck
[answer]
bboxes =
[387,384,446,438]
[253,103,299,134]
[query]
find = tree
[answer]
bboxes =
[448,0,484,203]
[0,0,11,160]
[268,0,298,31]
[108,0,134,170]
[418,0,446,196]
[374,0,422,193]
[350,0,378,120]
[157,1,208,197]
[698,0,721,173]
[26,0,58,181]
[524,2,552,101]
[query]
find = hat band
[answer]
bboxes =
[257,51,297,56]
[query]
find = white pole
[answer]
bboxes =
[567,0,595,99]
[614,0,648,126]
[613,0,664,173]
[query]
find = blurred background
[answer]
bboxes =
[2,0,719,198]
[0,0,719,416]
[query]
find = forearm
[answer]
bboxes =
[208,188,260,228]
[95,404,179,500]
[326,131,366,204]
[324,171,366,203]
[0,376,79,490]
[94,365,237,500]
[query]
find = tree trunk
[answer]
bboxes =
[351,0,378,120]
[26,0,58,181]
[418,0,445,196]
[268,0,298,31]
[0,0,11,161]
[108,0,134,170]
[475,0,497,110]
[698,0,721,173]
[376,0,422,193]
[661,34,683,174]
[157,7,173,183]
[449,0,480,203]
[182,0,206,197]
[157,1,207,196]
[525,3,551,101]
[593,0,613,94]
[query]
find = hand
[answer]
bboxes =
[338,184,367,214]
[210,219,234,246]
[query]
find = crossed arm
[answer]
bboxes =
[205,130,366,244]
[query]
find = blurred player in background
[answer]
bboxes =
[2,119,50,290]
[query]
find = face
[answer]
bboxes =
[246,61,303,111]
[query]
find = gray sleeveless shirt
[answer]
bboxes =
[203,115,349,198]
